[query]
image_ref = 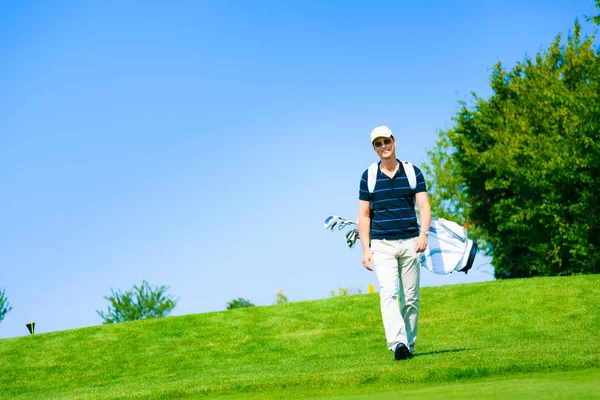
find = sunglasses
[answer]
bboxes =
[373,138,392,148]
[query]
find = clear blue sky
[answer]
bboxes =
[1,0,596,339]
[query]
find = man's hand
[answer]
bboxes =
[362,250,374,271]
[414,233,428,253]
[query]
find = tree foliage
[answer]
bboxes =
[421,130,488,252]
[97,281,178,324]
[275,290,288,305]
[585,0,600,26]
[426,20,600,279]
[226,298,255,310]
[0,288,12,323]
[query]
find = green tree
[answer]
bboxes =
[0,288,12,323]
[586,0,600,26]
[226,298,255,310]
[97,281,178,324]
[275,290,288,305]
[421,131,488,252]
[427,20,600,278]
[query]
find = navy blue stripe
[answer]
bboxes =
[373,198,400,204]
[371,227,417,233]
[376,176,409,182]
[375,217,415,223]
[374,207,412,213]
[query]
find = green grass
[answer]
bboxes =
[1,275,599,399]
[314,369,600,400]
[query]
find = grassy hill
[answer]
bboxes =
[1,275,599,399]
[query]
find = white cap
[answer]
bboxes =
[370,125,393,143]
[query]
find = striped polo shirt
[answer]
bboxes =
[359,160,427,240]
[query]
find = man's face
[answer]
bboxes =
[372,136,395,159]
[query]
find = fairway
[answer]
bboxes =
[320,369,600,400]
[1,275,599,399]
[216,369,600,399]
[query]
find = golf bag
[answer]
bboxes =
[324,215,477,275]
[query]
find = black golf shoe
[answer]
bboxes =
[394,343,413,360]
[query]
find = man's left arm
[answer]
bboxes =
[414,192,432,253]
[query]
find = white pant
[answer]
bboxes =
[371,238,420,352]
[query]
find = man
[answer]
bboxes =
[358,125,432,360]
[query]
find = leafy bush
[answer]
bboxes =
[226,298,255,310]
[97,281,178,324]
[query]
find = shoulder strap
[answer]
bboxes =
[400,160,417,190]
[367,162,378,193]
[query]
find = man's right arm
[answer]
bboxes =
[358,199,373,271]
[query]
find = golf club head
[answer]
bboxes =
[346,230,358,248]
[346,229,359,248]
[324,215,338,230]
[330,220,341,231]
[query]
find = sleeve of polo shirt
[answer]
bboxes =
[359,170,370,201]
[414,166,427,194]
